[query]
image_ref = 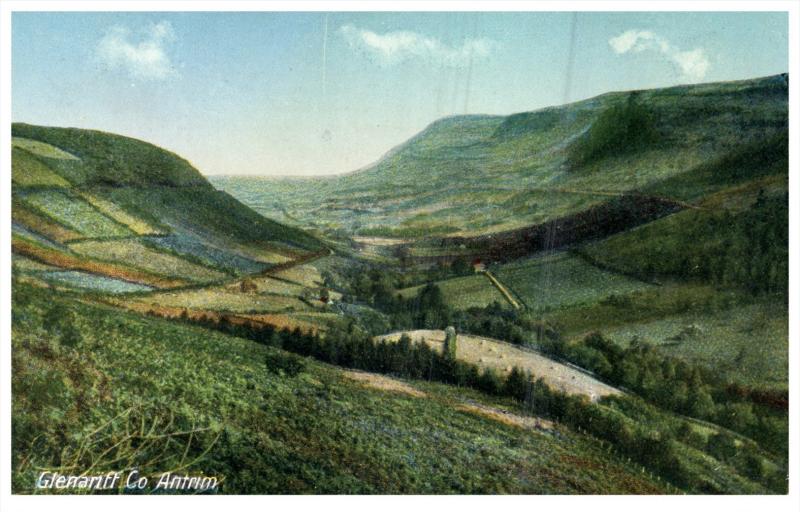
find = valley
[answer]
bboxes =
[10,73,789,495]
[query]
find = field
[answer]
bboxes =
[12,283,669,494]
[399,274,509,310]
[123,287,312,314]
[20,190,131,238]
[12,199,84,243]
[12,236,188,289]
[80,193,163,235]
[540,282,788,391]
[12,136,79,160]
[38,270,154,294]
[601,301,788,390]
[69,239,229,283]
[11,148,72,187]
[377,330,621,400]
[270,264,324,288]
[144,234,269,275]
[494,253,654,312]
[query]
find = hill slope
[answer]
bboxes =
[11,124,324,291]
[213,74,788,239]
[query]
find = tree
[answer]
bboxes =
[707,431,737,462]
[444,326,457,359]
[450,257,470,276]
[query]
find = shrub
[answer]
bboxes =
[265,351,306,377]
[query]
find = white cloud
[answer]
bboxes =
[96,21,178,80]
[339,24,496,67]
[609,29,710,81]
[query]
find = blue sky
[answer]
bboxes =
[12,11,788,176]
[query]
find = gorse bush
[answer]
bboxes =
[265,351,306,377]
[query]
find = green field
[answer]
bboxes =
[12,136,79,160]
[399,274,509,310]
[494,253,654,312]
[20,190,131,239]
[11,148,72,188]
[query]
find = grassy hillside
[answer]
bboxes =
[11,124,324,294]
[213,74,788,239]
[12,281,671,494]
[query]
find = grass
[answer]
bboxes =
[12,198,84,243]
[398,274,509,310]
[270,264,324,288]
[69,239,228,284]
[38,270,154,294]
[124,287,312,314]
[80,193,163,235]
[20,190,132,238]
[12,282,669,494]
[601,301,788,391]
[213,74,787,240]
[494,253,654,312]
[541,281,787,391]
[11,148,72,187]
[12,136,79,160]
[12,236,188,289]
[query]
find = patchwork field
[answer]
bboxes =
[20,190,131,238]
[12,199,84,243]
[377,330,621,400]
[80,193,163,235]
[144,233,269,275]
[69,239,229,283]
[12,236,188,289]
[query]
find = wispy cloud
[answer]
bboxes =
[609,29,710,81]
[96,21,178,80]
[339,24,496,67]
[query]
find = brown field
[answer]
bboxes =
[376,330,621,400]
[12,201,84,243]
[110,301,321,334]
[11,236,188,289]
[125,286,311,314]
[344,370,426,397]
[457,401,553,431]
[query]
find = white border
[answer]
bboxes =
[1,2,798,512]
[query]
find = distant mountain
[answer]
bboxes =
[214,74,788,239]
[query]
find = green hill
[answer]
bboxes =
[213,74,788,239]
[11,123,324,291]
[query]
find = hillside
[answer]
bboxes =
[213,74,788,240]
[12,281,673,494]
[11,123,324,291]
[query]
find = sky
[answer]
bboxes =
[12,11,789,176]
